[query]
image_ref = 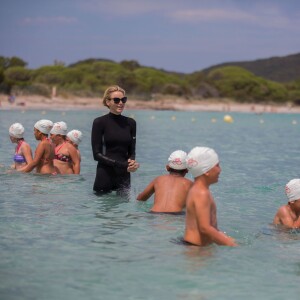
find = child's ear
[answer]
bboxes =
[204,171,210,177]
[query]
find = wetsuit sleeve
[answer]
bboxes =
[128,118,136,160]
[93,152,128,168]
[91,117,128,168]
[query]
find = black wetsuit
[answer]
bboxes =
[91,112,136,193]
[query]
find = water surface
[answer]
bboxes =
[0,109,300,300]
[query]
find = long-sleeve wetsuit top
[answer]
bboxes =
[91,112,136,170]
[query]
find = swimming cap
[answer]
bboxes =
[67,130,82,145]
[9,123,24,138]
[50,121,67,135]
[34,120,53,134]
[186,147,219,178]
[168,150,187,170]
[285,179,300,202]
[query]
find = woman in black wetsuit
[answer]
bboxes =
[91,85,140,193]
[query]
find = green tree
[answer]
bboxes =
[120,60,140,71]
[9,56,27,68]
[207,66,288,102]
[0,56,28,69]
[4,67,31,82]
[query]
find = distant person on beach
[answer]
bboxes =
[19,120,59,175]
[273,179,300,228]
[9,123,33,170]
[66,130,82,162]
[137,150,193,213]
[91,85,139,194]
[8,95,15,104]
[184,147,237,247]
[50,122,80,174]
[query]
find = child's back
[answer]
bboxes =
[137,150,192,213]
[150,173,192,212]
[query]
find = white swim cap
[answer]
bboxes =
[67,130,82,145]
[9,123,24,138]
[50,121,67,135]
[285,179,300,202]
[186,147,219,178]
[168,150,187,170]
[34,119,53,134]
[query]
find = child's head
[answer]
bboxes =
[34,120,53,135]
[34,120,53,140]
[66,130,82,147]
[186,147,219,179]
[167,150,188,174]
[50,121,68,136]
[9,123,24,142]
[285,179,300,206]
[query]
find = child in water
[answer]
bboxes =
[273,179,300,228]
[66,130,82,162]
[20,119,58,175]
[137,150,193,213]
[184,147,237,247]
[50,122,80,174]
[9,123,33,170]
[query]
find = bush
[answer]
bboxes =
[207,66,288,102]
[4,67,31,83]
[12,83,51,97]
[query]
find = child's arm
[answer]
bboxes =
[195,192,237,246]
[68,144,80,174]
[22,143,33,165]
[291,215,300,228]
[19,143,44,173]
[137,180,155,201]
[274,206,295,228]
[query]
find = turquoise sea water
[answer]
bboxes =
[0,108,300,300]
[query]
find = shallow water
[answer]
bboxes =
[0,109,300,300]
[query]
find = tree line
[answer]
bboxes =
[1,56,300,104]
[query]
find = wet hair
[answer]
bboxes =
[102,85,126,108]
[34,127,48,137]
[168,167,188,175]
[57,134,66,140]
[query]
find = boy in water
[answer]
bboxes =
[273,179,300,228]
[137,150,193,213]
[184,147,237,247]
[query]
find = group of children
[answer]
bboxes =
[137,147,300,247]
[9,118,300,246]
[9,120,82,175]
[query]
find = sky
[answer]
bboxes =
[0,0,300,73]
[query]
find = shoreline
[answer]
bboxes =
[1,94,300,113]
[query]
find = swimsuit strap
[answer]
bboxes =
[15,140,24,154]
[41,137,51,143]
[55,142,66,155]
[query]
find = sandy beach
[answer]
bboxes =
[1,94,300,113]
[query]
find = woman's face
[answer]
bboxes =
[106,91,126,115]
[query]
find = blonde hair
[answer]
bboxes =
[102,85,126,108]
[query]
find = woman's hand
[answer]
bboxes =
[127,159,140,172]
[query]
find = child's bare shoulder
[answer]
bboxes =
[277,204,289,215]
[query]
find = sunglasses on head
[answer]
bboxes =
[111,97,127,104]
